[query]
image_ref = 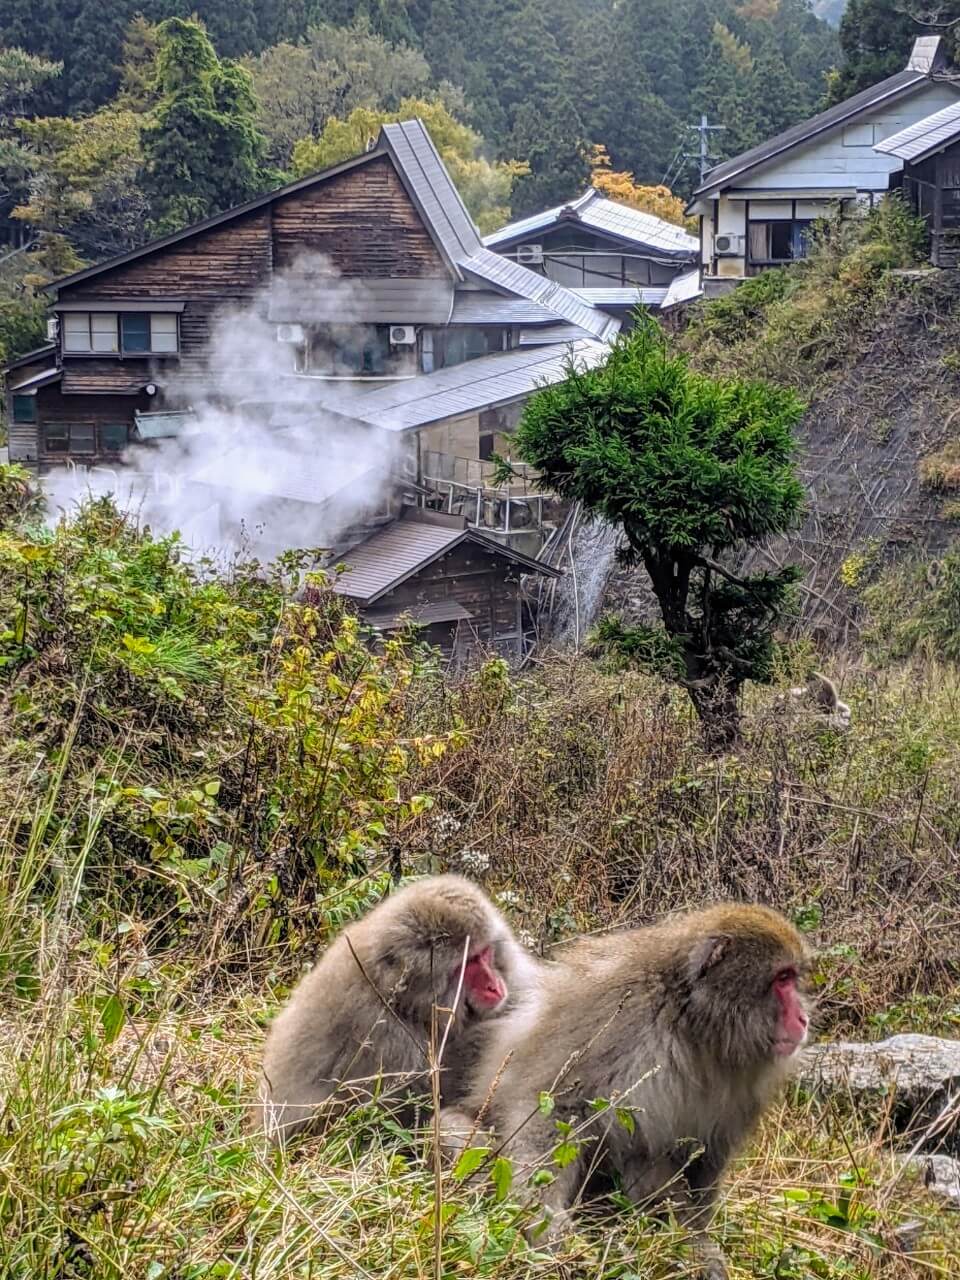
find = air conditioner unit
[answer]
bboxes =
[46,316,59,341]
[713,233,744,257]
[517,244,544,265]
[390,325,417,346]
[276,323,305,344]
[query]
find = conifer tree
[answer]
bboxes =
[140,18,269,235]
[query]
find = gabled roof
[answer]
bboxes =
[41,117,616,342]
[485,189,698,258]
[333,510,559,605]
[875,98,960,162]
[691,37,951,201]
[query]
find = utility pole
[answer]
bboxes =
[688,115,726,183]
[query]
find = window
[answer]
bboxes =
[45,423,95,454]
[434,327,508,370]
[61,311,179,355]
[479,432,495,461]
[308,325,393,375]
[120,313,150,353]
[747,220,812,264]
[12,394,36,423]
[45,424,69,453]
[101,423,129,453]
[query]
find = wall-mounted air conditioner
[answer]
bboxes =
[517,244,544,265]
[390,325,417,346]
[276,323,305,344]
[713,233,744,257]
[47,316,59,341]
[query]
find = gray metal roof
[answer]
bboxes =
[518,323,593,345]
[362,600,474,630]
[875,98,960,161]
[660,269,703,310]
[381,120,482,272]
[461,248,620,341]
[343,338,609,433]
[268,276,454,325]
[572,286,668,308]
[484,190,698,257]
[333,512,558,604]
[7,365,60,392]
[448,291,559,325]
[691,38,950,200]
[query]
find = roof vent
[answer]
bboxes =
[907,36,945,74]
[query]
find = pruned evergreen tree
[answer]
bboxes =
[140,18,270,235]
[514,316,806,746]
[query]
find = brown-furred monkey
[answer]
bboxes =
[254,874,541,1145]
[448,903,812,1279]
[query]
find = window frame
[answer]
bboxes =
[60,310,180,357]
[12,394,36,424]
[44,423,70,454]
[746,217,813,266]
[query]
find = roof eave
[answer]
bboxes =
[690,74,928,201]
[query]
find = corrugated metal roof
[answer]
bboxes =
[362,600,474,629]
[345,338,609,433]
[461,248,620,342]
[484,190,697,256]
[381,120,482,271]
[572,286,668,307]
[448,292,558,324]
[189,445,382,505]
[7,365,60,392]
[518,324,592,345]
[268,276,454,325]
[334,512,559,604]
[691,43,948,200]
[660,269,703,309]
[875,98,960,161]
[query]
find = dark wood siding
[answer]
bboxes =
[58,209,272,301]
[272,156,446,277]
[34,385,150,466]
[367,543,523,657]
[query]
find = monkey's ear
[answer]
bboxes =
[689,935,731,981]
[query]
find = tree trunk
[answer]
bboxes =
[686,677,741,751]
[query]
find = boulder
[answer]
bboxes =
[800,1035,960,1154]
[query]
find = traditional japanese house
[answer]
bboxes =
[687,37,960,291]
[3,119,617,475]
[484,189,699,320]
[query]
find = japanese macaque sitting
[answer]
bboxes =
[787,671,851,731]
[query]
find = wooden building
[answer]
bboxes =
[331,507,559,660]
[875,99,960,267]
[687,37,959,291]
[3,119,617,474]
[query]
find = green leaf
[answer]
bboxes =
[204,779,221,797]
[537,1091,555,1116]
[100,993,126,1044]
[491,1156,513,1202]
[452,1145,490,1181]
[615,1107,636,1136]
[553,1140,579,1169]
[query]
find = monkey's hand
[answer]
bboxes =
[436,1106,494,1163]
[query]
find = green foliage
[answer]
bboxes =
[862,545,960,662]
[830,0,951,102]
[249,19,430,170]
[293,95,526,232]
[141,18,271,236]
[684,196,929,387]
[515,316,804,739]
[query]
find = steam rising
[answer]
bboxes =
[42,255,402,563]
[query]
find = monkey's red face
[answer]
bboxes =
[771,966,809,1056]
[461,945,508,1014]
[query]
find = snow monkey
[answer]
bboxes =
[254,874,542,1146]
[788,671,851,731]
[447,904,812,1279]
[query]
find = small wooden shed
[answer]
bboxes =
[332,508,560,662]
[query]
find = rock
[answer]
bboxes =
[800,1035,960,1154]
[899,1154,960,1209]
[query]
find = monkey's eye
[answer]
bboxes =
[773,967,797,987]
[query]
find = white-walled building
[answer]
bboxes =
[687,37,960,290]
